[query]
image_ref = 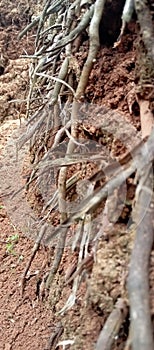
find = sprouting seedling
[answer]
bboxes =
[6,234,19,255]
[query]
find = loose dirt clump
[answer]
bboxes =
[0,59,29,122]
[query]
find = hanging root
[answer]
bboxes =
[18,5,154,344]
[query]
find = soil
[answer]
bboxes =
[0,2,154,350]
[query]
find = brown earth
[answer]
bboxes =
[0,2,154,350]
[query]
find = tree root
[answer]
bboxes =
[75,0,106,99]
[127,77,154,350]
[135,0,154,63]
[96,298,128,350]
[45,227,68,289]
[43,0,107,289]
[45,131,154,245]
[138,99,154,138]
[45,5,94,56]
[18,0,65,40]
[17,2,154,346]
[127,164,154,350]
[45,321,64,350]
[21,223,48,296]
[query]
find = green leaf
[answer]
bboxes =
[7,234,19,243]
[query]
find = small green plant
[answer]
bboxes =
[0,205,4,209]
[6,233,19,255]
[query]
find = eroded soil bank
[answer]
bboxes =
[0,2,154,350]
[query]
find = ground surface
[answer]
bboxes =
[0,2,154,350]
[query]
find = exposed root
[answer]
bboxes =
[96,298,128,350]
[46,226,68,289]
[127,75,154,350]
[16,1,154,346]
[21,223,48,296]
[127,164,154,350]
[138,99,154,138]
[135,0,154,63]
[44,131,154,246]
[43,0,107,289]
[74,0,106,99]
[65,253,94,285]
[45,321,64,350]
[18,0,65,40]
